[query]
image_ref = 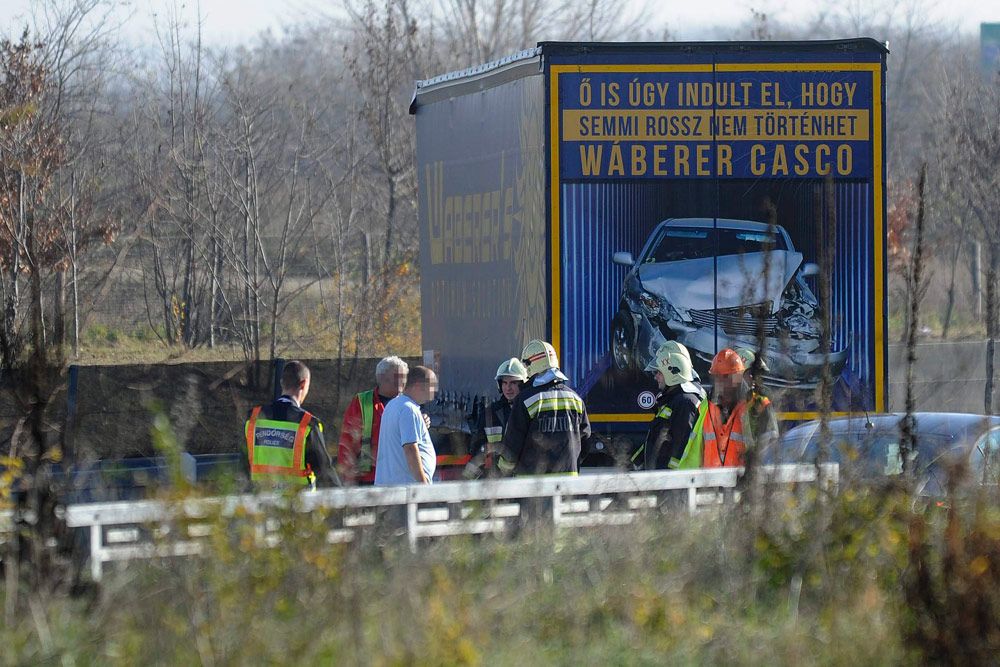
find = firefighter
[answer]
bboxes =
[463,357,529,480]
[733,347,777,451]
[631,345,705,470]
[734,347,768,399]
[244,360,339,488]
[337,356,409,485]
[497,340,592,476]
[675,348,778,469]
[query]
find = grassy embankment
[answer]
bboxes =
[2,477,998,665]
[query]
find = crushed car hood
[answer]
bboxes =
[638,251,803,313]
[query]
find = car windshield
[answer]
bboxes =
[781,427,962,477]
[644,226,787,263]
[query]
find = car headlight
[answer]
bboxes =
[777,280,820,339]
[639,292,661,318]
[639,291,682,322]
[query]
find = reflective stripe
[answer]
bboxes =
[485,426,504,444]
[246,407,312,484]
[703,400,749,468]
[357,390,375,473]
[436,454,472,466]
[245,406,262,466]
[655,405,673,420]
[524,390,584,418]
[667,457,681,469]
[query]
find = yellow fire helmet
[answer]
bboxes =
[521,339,560,377]
[495,357,529,382]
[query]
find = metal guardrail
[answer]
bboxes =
[3,464,837,581]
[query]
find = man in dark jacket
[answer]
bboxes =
[497,340,591,476]
[464,358,529,479]
[244,360,340,489]
[636,344,705,470]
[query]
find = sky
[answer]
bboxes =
[1,0,996,46]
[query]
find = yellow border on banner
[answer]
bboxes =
[548,62,886,421]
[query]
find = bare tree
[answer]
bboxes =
[0,30,117,597]
[926,59,1000,410]
[426,0,651,65]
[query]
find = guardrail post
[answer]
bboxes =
[407,497,418,553]
[90,523,102,582]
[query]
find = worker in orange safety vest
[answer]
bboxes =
[674,348,778,468]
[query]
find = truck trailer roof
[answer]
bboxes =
[410,39,888,112]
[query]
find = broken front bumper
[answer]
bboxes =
[636,317,848,389]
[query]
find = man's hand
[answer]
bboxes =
[422,413,431,430]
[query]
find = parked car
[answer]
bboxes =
[611,218,848,388]
[771,412,1000,494]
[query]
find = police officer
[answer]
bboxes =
[633,345,705,470]
[497,340,592,476]
[464,358,529,479]
[244,360,339,488]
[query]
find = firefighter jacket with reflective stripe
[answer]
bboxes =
[639,386,703,470]
[466,396,513,478]
[337,388,388,484]
[498,380,591,475]
[470,397,512,452]
[244,396,338,487]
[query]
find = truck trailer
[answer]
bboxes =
[410,40,888,463]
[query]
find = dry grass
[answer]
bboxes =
[6,478,998,665]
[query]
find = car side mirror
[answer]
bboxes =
[800,262,820,277]
[612,251,634,266]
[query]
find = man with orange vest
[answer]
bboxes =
[337,356,409,485]
[674,348,778,469]
[244,360,339,488]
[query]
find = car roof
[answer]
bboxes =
[660,218,778,233]
[783,412,1000,440]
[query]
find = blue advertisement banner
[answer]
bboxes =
[557,70,874,180]
[549,60,885,420]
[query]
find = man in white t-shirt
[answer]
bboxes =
[374,366,439,485]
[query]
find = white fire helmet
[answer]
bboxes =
[654,351,695,386]
[734,347,769,372]
[521,339,559,378]
[644,340,692,373]
[495,357,528,384]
